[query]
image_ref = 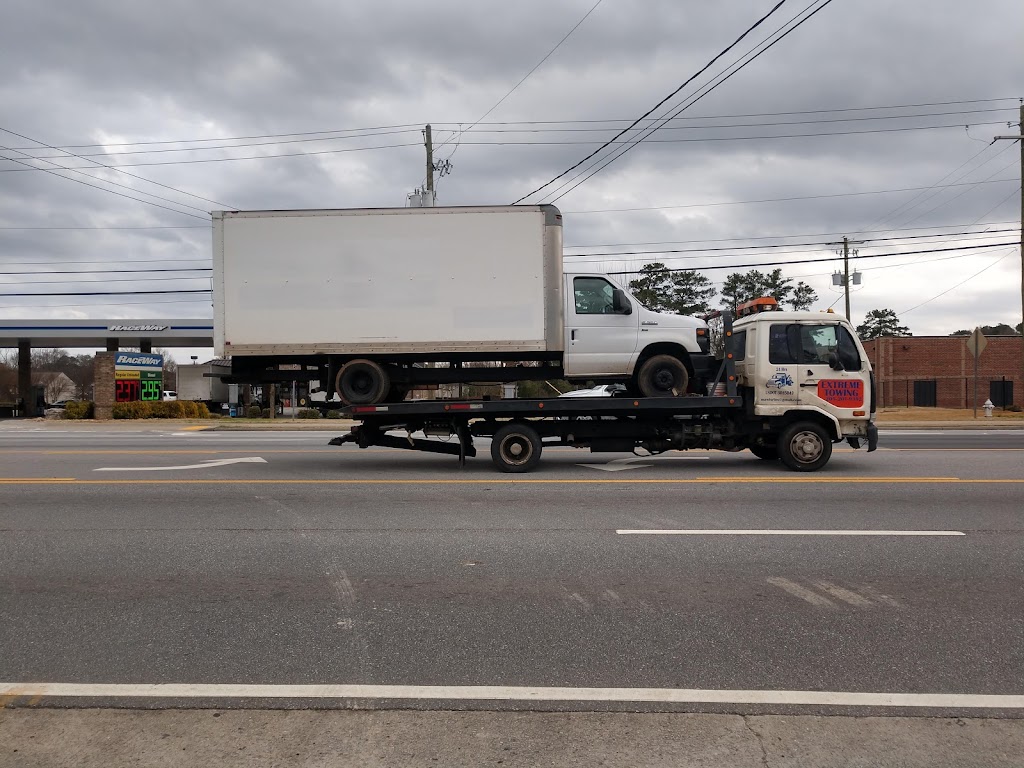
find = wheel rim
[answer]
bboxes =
[789,430,824,463]
[652,368,676,390]
[499,435,533,465]
[348,370,375,397]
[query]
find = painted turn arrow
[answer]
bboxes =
[578,455,710,472]
[95,457,267,472]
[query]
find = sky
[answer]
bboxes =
[1,0,1022,362]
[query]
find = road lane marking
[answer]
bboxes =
[580,456,711,471]
[1,478,1022,486]
[812,580,875,606]
[94,457,268,472]
[767,577,836,607]
[615,529,966,536]
[0,683,1022,709]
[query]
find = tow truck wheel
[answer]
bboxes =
[749,444,779,461]
[636,354,689,397]
[336,359,391,405]
[777,421,832,471]
[490,423,542,473]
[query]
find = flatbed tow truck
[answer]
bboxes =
[328,302,879,473]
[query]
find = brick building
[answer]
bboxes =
[864,335,1022,408]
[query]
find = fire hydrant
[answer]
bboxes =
[983,399,995,418]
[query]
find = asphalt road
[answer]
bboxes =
[1,424,1022,719]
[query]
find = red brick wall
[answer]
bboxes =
[863,336,1022,408]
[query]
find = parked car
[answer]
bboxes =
[162,391,177,401]
[558,384,627,398]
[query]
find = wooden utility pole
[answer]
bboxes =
[424,124,434,201]
[992,103,1024,401]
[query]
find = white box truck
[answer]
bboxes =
[213,206,712,405]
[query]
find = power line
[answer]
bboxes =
[0,288,212,298]
[0,151,209,220]
[603,240,1019,275]
[7,97,1016,151]
[563,228,1018,260]
[439,0,604,158]
[542,0,839,203]
[563,225,1019,252]
[0,126,231,211]
[563,176,1017,214]
[0,275,211,285]
[513,0,793,204]
[0,267,212,276]
[0,225,208,230]
[0,141,422,171]
[901,250,1016,315]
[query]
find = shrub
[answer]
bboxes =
[247,406,263,418]
[1006,404,1023,413]
[296,408,321,419]
[64,401,94,419]
[111,401,213,419]
[325,409,345,419]
[261,408,272,418]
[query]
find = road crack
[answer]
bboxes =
[742,715,770,768]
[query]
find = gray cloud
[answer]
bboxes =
[1,0,1021,344]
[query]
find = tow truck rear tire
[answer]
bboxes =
[491,423,542,473]
[636,355,689,397]
[777,421,832,471]
[336,359,391,405]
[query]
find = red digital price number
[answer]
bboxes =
[116,379,141,402]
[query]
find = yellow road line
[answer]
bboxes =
[1,476,1022,485]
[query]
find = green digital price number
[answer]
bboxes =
[141,380,162,401]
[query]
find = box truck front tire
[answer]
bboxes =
[336,359,391,405]
[637,355,689,398]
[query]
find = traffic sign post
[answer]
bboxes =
[966,328,988,418]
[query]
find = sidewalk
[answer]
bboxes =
[2,709,1022,768]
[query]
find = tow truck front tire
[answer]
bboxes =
[490,423,542,473]
[777,421,832,471]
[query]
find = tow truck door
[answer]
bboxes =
[758,320,868,414]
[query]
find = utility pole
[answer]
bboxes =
[829,237,863,320]
[424,124,434,201]
[992,102,1024,401]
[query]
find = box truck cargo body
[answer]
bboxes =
[213,206,711,405]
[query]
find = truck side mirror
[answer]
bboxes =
[612,289,632,315]
[828,352,844,371]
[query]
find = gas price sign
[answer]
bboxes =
[114,353,163,403]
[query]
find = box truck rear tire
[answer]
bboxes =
[336,359,391,405]
[637,355,689,397]
[490,423,542,473]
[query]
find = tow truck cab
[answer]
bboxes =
[731,299,876,449]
